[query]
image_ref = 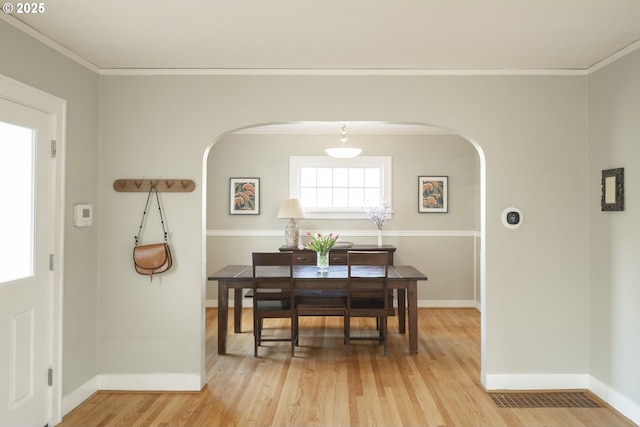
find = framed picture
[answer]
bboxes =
[601,168,624,211]
[230,178,260,215]
[419,176,448,213]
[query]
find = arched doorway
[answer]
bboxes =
[201,121,487,384]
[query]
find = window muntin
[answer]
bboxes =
[290,156,391,219]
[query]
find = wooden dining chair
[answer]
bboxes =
[251,252,295,357]
[345,251,394,356]
[295,280,347,348]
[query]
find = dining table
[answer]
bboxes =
[208,264,428,355]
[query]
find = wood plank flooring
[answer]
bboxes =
[57,308,637,427]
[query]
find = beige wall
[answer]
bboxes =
[98,73,589,382]
[11,15,635,413]
[588,48,640,406]
[0,21,100,396]
[206,132,479,304]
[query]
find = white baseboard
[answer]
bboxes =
[63,371,639,426]
[206,299,221,308]
[99,373,202,391]
[418,299,480,309]
[484,373,589,391]
[62,373,202,417]
[484,373,640,426]
[206,299,480,309]
[589,376,640,426]
[62,375,100,417]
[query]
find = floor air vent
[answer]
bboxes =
[488,392,602,408]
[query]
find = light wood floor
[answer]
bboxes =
[57,308,636,427]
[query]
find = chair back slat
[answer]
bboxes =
[252,252,294,288]
[252,252,294,273]
[347,251,389,298]
[347,251,389,278]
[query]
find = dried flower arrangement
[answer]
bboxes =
[364,200,391,230]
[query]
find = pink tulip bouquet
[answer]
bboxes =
[299,232,339,254]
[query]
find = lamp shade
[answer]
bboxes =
[277,198,306,219]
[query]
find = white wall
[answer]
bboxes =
[588,48,640,412]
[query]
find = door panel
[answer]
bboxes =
[0,97,53,427]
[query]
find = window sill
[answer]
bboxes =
[302,211,394,220]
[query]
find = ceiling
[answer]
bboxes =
[4,0,640,72]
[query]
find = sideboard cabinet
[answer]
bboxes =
[279,244,396,265]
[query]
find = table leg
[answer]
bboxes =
[234,289,243,333]
[397,289,406,334]
[218,280,229,355]
[408,281,418,354]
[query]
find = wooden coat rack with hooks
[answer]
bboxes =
[113,179,195,193]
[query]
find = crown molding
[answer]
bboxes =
[0,14,100,74]
[98,68,586,76]
[4,12,638,77]
[587,39,640,74]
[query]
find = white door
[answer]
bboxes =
[0,97,53,427]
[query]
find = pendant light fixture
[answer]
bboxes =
[325,123,362,158]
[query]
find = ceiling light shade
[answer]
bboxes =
[326,124,362,158]
[325,147,362,158]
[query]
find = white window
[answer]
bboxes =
[290,156,392,219]
[0,121,34,284]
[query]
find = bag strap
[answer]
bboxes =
[134,185,168,246]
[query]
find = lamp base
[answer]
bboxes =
[284,218,299,247]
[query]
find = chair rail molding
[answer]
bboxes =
[207,229,480,238]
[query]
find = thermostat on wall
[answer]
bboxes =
[73,204,93,227]
[501,207,522,229]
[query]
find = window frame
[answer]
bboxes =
[289,156,392,220]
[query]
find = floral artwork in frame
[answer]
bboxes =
[230,178,260,215]
[418,176,448,213]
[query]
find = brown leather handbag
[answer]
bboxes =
[133,186,173,281]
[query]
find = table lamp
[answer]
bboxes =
[277,198,306,247]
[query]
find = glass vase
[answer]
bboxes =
[316,251,329,273]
